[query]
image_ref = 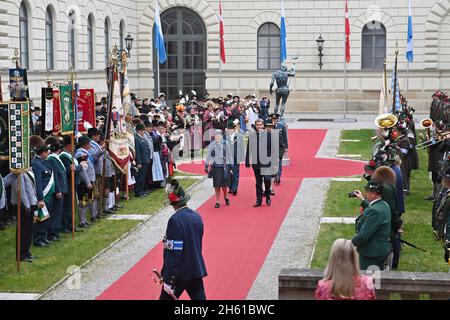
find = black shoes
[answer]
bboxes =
[270,190,275,196]
[43,239,52,245]
[266,197,272,206]
[215,203,220,208]
[253,202,262,208]
[225,198,230,206]
[424,195,435,201]
[34,241,47,247]
[48,236,59,242]
[233,191,237,196]
[20,257,33,263]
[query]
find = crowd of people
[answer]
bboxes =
[0,90,288,264]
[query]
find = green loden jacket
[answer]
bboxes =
[352,198,392,258]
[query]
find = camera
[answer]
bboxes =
[348,191,357,198]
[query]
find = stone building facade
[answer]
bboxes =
[1,0,450,112]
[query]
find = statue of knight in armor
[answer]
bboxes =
[270,65,296,121]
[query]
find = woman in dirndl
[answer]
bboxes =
[205,129,232,208]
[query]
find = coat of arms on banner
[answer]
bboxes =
[8,102,30,172]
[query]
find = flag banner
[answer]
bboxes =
[391,70,401,112]
[406,0,414,63]
[345,0,351,63]
[77,89,96,134]
[219,0,226,64]
[0,103,9,160]
[155,0,167,64]
[280,0,287,63]
[59,85,74,135]
[41,87,53,133]
[9,68,29,101]
[108,78,130,172]
[52,89,61,134]
[8,102,30,172]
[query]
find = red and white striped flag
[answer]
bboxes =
[345,0,351,63]
[219,0,226,63]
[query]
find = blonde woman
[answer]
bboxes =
[315,239,376,300]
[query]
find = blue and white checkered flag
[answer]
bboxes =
[391,69,401,112]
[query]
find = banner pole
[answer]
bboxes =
[125,163,129,201]
[71,134,76,239]
[16,174,21,272]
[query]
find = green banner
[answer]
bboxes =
[8,102,30,172]
[59,85,74,135]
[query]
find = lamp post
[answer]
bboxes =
[316,34,325,71]
[124,34,134,58]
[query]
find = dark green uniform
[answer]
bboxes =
[352,199,392,270]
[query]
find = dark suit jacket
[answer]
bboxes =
[161,207,207,285]
[352,199,391,258]
[31,156,55,202]
[135,133,151,165]
[245,130,273,169]
[275,122,288,149]
[47,155,68,194]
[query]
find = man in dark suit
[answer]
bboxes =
[245,119,277,207]
[30,136,56,247]
[159,179,207,300]
[45,136,66,241]
[259,96,270,123]
[134,124,151,197]
[352,181,392,270]
[270,113,288,185]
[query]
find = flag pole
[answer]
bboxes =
[219,59,222,97]
[384,58,388,112]
[16,174,21,272]
[407,61,410,98]
[157,50,160,97]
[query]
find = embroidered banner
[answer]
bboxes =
[52,89,61,134]
[108,76,130,172]
[0,103,8,160]
[9,68,29,101]
[59,85,74,135]
[8,102,30,172]
[41,87,53,133]
[77,89,96,134]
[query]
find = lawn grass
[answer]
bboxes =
[339,129,376,161]
[311,129,450,273]
[0,219,139,293]
[0,178,200,293]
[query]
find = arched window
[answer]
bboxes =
[361,22,386,70]
[68,10,76,68]
[154,7,206,101]
[119,20,125,51]
[87,15,94,70]
[257,23,280,70]
[104,18,110,65]
[45,7,54,70]
[19,1,29,68]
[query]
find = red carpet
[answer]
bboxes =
[97,130,364,300]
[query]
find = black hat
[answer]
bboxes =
[87,127,101,137]
[233,95,240,100]
[143,120,152,128]
[78,135,91,147]
[270,113,281,119]
[166,178,191,206]
[364,181,383,194]
[30,135,49,154]
[266,122,275,128]
[45,136,62,152]
[62,135,72,146]
[135,123,145,131]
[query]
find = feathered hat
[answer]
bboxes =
[165,178,191,207]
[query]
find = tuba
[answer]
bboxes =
[371,114,398,141]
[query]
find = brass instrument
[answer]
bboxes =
[371,114,398,141]
[416,118,450,150]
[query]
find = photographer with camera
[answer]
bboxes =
[350,181,392,270]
